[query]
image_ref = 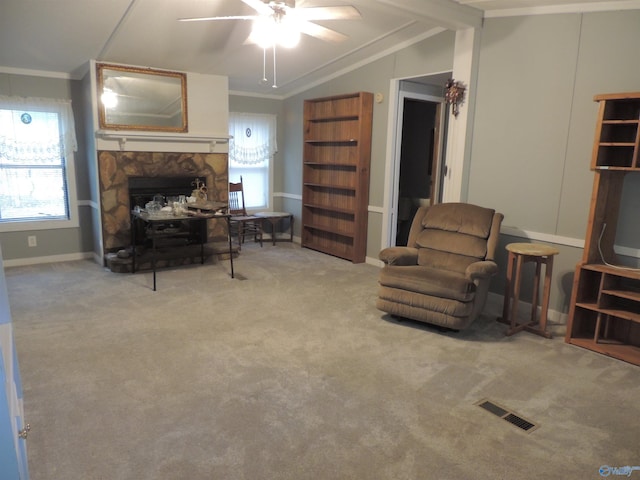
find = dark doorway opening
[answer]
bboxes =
[396,99,440,246]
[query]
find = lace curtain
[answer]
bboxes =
[229,112,277,166]
[0,96,77,162]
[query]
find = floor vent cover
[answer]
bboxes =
[476,399,539,433]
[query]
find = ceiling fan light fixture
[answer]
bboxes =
[251,16,274,48]
[181,0,360,88]
[276,16,300,48]
[250,13,300,49]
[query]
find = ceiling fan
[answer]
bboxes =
[178,0,361,46]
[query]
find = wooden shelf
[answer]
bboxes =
[303,162,357,167]
[304,182,356,191]
[302,92,373,263]
[602,289,640,302]
[304,139,358,144]
[568,337,640,365]
[566,92,640,366]
[581,263,640,279]
[308,115,359,122]
[303,222,355,238]
[594,166,637,171]
[302,240,353,260]
[599,142,636,146]
[303,203,356,215]
[571,303,640,322]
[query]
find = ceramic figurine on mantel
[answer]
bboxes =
[191,178,208,201]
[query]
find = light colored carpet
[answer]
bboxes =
[6,242,640,480]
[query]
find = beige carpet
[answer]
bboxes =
[6,243,640,480]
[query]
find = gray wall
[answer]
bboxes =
[283,31,456,248]
[270,11,640,317]
[469,10,640,314]
[0,73,94,261]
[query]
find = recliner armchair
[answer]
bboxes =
[376,202,503,331]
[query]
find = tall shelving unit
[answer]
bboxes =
[302,92,373,263]
[566,92,640,366]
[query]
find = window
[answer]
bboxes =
[0,96,78,232]
[228,112,277,210]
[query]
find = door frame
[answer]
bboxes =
[382,77,447,248]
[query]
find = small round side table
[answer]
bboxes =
[498,243,559,338]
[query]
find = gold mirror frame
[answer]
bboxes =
[97,63,188,133]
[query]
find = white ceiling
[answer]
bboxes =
[0,0,637,97]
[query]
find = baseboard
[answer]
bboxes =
[366,256,383,267]
[485,291,567,326]
[3,252,94,268]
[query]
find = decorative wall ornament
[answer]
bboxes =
[444,79,466,117]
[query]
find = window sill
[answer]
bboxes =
[0,217,79,233]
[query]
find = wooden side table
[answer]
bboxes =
[498,243,559,338]
[255,212,293,246]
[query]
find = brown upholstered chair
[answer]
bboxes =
[229,176,263,251]
[376,202,503,331]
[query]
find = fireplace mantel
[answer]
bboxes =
[96,130,231,152]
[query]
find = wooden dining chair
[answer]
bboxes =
[228,176,263,251]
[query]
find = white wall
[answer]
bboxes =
[91,61,230,154]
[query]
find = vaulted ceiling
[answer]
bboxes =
[0,0,636,97]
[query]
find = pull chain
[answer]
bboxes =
[261,47,268,84]
[272,42,278,89]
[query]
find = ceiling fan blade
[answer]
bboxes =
[297,20,348,43]
[293,6,361,21]
[178,15,257,22]
[241,0,273,15]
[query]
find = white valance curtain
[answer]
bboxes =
[0,96,77,162]
[228,112,277,165]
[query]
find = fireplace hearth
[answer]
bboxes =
[98,150,229,270]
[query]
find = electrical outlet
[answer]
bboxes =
[27,235,37,247]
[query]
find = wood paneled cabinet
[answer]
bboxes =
[302,92,373,263]
[566,92,640,366]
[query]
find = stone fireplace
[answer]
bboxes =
[98,150,228,265]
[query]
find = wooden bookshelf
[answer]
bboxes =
[566,92,640,366]
[302,92,373,263]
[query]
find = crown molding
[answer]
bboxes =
[228,90,285,100]
[0,66,75,80]
[485,0,640,18]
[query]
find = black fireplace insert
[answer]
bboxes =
[128,176,207,248]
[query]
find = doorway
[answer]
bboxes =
[396,98,442,245]
[390,77,449,247]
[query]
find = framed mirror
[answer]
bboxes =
[97,63,188,132]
